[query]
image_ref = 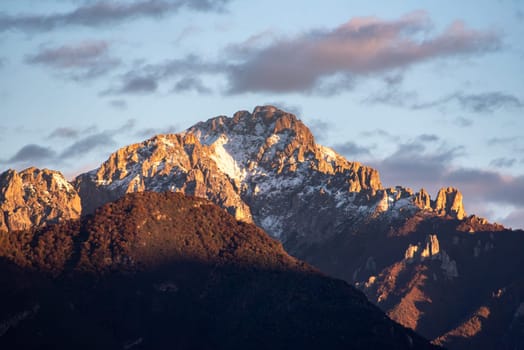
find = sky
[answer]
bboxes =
[0,0,523,229]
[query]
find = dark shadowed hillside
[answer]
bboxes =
[0,192,437,349]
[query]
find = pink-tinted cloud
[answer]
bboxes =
[226,11,501,94]
[498,208,524,230]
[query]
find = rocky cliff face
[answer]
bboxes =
[74,106,464,251]
[304,210,522,350]
[74,132,252,223]
[0,168,81,233]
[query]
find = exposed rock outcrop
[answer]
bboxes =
[0,168,81,232]
[414,188,431,209]
[75,106,385,246]
[433,187,466,220]
[404,234,441,262]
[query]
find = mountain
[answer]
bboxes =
[74,106,463,248]
[0,168,81,233]
[0,191,437,349]
[1,105,523,348]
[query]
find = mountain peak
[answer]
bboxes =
[191,105,312,145]
[0,167,81,232]
[75,106,383,241]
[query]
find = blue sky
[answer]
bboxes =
[1,0,523,228]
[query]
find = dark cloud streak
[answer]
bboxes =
[59,119,135,158]
[0,0,230,33]
[172,76,212,94]
[490,157,516,168]
[26,40,120,80]
[109,99,127,109]
[134,125,178,138]
[6,144,56,163]
[412,91,523,113]
[104,54,225,94]
[333,141,373,158]
[48,127,80,139]
[60,133,116,159]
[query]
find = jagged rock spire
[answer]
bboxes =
[434,187,466,220]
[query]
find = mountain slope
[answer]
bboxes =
[1,105,523,348]
[0,191,437,349]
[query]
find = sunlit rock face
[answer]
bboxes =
[74,106,469,252]
[76,106,389,248]
[433,187,466,220]
[0,167,81,232]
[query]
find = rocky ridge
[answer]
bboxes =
[72,106,467,250]
[0,168,81,233]
[1,107,467,239]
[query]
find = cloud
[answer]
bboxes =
[174,25,202,44]
[25,40,120,80]
[370,140,524,208]
[445,169,524,208]
[119,76,158,94]
[105,54,225,95]
[487,136,521,146]
[47,125,100,140]
[225,11,501,94]
[6,144,56,163]
[172,76,212,94]
[303,118,330,142]
[115,119,136,133]
[370,138,464,192]
[412,91,523,113]
[362,72,419,107]
[60,132,116,159]
[0,0,230,33]
[108,99,127,109]
[363,136,524,228]
[516,10,524,21]
[333,141,373,158]
[48,127,80,139]
[264,102,302,117]
[454,117,473,127]
[363,87,417,107]
[490,157,516,168]
[1,120,136,172]
[106,12,501,96]
[360,129,401,143]
[134,125,178,138]
[417,134,439,142]
[59,119,134,158]
[499,208,524,230]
